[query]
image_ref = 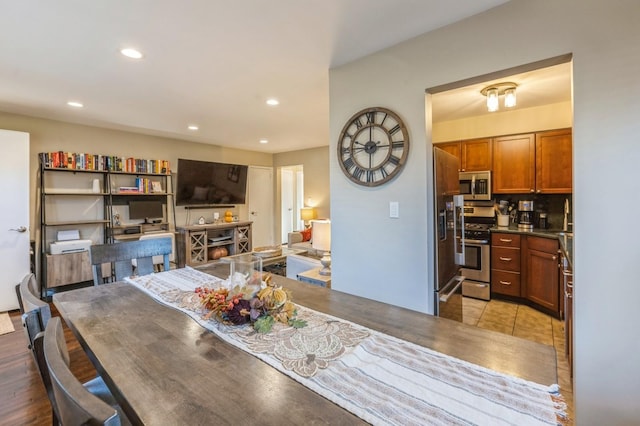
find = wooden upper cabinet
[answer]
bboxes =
[492,133,536,193]
[436,142,461,166]
[461,138,492,172]
[535,129,572,193]
[436,138,491,172]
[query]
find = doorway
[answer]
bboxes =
[279,165,304,244]
[0,130,30,311]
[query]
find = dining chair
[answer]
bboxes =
[132,232,175,271]
[90,237,172,284]
[16,273,52,348]
[43,317,130,426]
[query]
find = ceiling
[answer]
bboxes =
[431,62,572,123]
[0,0,539,154]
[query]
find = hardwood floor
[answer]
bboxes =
[0,306,97,425]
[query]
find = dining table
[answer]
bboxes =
[53,263,560,425]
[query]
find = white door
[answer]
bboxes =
[248,166,274,248]
[280,168,294,244]
[0,130,30,311]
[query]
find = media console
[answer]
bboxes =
[176,221,252,267]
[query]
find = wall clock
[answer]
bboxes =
[337,106,410,187]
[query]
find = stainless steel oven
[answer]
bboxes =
[459,171,491,201]
[461,243,490,300]
[459,202,494,301]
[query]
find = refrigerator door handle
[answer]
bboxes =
[439,276,464,303]
[453,194,465,265]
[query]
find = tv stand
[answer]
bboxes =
[176,221,252,267]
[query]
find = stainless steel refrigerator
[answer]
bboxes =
[433,147,465,322]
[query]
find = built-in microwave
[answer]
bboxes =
[459,171,491,201]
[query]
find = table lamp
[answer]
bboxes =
[312,219,331,276]
[300,207,317,229]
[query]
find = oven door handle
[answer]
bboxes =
[439,276,464,303]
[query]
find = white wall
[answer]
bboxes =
[329,0,640,424]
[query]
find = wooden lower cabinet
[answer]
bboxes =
[491,232,561,317]
[523,236,560,314]
[491,233,521,298]
[491,269,521,297]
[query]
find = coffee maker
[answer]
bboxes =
[517,200,534,230]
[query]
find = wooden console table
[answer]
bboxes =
[176,221,252,267]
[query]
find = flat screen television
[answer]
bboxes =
[175,159,248,206]
[129,200,164,221]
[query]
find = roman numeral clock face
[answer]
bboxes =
[337,107,410,187]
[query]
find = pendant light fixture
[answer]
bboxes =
[480,82,518,112]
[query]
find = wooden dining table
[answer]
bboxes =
[53,264,557,425]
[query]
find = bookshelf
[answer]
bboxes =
[38,152,175,297]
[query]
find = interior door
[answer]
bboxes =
[280,168,294,244]
[0,130,30,311]
[247,166,274,248]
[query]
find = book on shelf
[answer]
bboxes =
[39,152,170,174]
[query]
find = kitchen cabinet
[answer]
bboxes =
[523,236,560,315]
[436,138,492,172]
[535,129,572,193]
[491,233,521,297]
[492,129,572,194]
[492,133,536,193]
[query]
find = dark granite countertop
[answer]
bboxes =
[490,226,573,268]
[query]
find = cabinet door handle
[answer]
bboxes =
[499,256,512,261]
[499,238,512,242]
[499,280,512,286]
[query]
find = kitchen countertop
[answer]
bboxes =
[490,225,573,268]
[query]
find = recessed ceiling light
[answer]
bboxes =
[121,48,143,59]
[188,125,199,131]
[259,139,269,144]
[67,101,84,108]
[266,99,279,106]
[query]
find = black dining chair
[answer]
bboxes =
[43,317,130,426]
[90,237,172,284]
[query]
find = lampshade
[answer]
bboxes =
[486,88,499,112]
[312,220,331,252]
[300,207,317,222]
[504,87,517,108]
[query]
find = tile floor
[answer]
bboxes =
[462,297,574,424]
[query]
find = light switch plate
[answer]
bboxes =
[389,201,399,218]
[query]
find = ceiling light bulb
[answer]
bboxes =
[266,99,279,106]
[188,125,199,131]
[259,139,269,144]
[486,88,499,112]
[504,88,517,108]
[121,48,143,59]
[67,101,84,108]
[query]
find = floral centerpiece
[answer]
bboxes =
[195,272,307,333]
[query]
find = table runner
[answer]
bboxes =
[126,268,567,426]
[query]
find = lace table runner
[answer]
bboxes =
[126,268,567,426]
